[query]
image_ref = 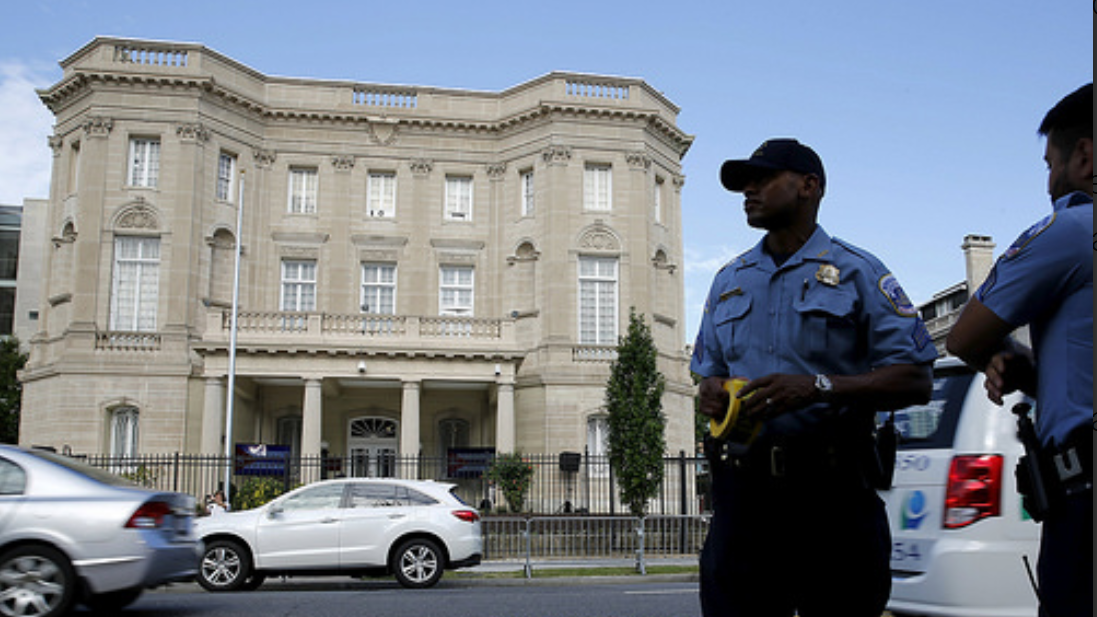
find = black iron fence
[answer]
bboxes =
[74,451,713,516]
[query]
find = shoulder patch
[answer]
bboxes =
[1003,213,1055,260]
[878,274,917,317]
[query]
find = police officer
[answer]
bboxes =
[692,138,936,617]
[947,84,1092,617]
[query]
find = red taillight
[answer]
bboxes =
[944,455,1003,529]
[452,509,480,523]
[126,501,173,529]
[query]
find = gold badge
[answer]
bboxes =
[816,264,840,286]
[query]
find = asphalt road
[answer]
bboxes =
[75,578,705,617]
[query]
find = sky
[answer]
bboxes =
[0,1,1091,344]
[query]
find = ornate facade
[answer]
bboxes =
[21,38,695,469]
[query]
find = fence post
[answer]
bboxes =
[523,518,533,579]
[636,516,646,575]
[173,452,180,492]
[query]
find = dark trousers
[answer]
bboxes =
[700,461,890,617]
[1036,488,1093,617]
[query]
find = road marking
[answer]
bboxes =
[624,589,697,595]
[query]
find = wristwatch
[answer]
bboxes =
[814,374,833,400]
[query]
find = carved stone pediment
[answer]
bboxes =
[176,122,211,142]
[83,116,114,137]
[542,145,572,166]
[114,201,161,230]
[577,224,620,252]
[409,159,434,176]
[367,120,399,146]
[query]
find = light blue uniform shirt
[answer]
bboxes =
[691,226,937,436]
[975,191,1093,448]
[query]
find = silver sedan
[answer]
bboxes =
[0,445,200,617]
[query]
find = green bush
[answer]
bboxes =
[231,476,289,511]
[486,452,534,513]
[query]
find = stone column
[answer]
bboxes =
[495,382,516,453]
[400,380,421,479]
[301,379,323,483]
[200,377,224,454]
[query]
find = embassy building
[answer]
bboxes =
[21,37,696,472]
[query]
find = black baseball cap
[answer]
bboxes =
[720,138,826,193]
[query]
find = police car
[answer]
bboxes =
[880,357,1041,617]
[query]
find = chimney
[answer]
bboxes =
[962,234,996,292]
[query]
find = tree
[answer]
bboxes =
[0,337,27,444]
[605,309,666,517]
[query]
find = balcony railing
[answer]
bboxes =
[203,309,517,355]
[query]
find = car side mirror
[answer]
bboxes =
[267,504,283,518]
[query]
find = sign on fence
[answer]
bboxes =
[234,443,291,476]
[447,447,495,479]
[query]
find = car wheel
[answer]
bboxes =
[0,545,77,617]
[198,539,253,592]
[392,538,444,589]
[83,586,143,613]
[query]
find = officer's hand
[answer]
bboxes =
[698,376,731,421]
[985,350,1035,405]
[739,373,817,420]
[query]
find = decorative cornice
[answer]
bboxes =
[409,159,434,176]
[331,155,356,172]
[48,135,64,157]
[542,145,572,166]
[253,148,277,168]
[486,163,507,180]
[176,122,211,142]
[82,115,114,137]
[672,175,686,192]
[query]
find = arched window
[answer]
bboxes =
[110,407,139,458]
[438,418,470,456]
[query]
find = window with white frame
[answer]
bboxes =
[288,167,319,214]
[110,407,140,458]
[520,169,535,216]
[361,263,396,314]
[110,236,160,332]
[654,176,664,224]
[128,138,160,188]
[281,260,317,312]
[578,256,618,345]
[583,164,612,211]
[439,265,474,316]
[444,176,473,220]
[586,414,610,477]
[216,151,236,201]
[367,172,396,218]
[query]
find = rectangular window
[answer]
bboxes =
[654,177,664,224]
[361,263,396,314]
[281,260,317,312]
[439,265,474,316]
[68,141,81,193]
[367,172,397,218]
[578,256,618,345]
[128,138,160,188]
[583,164,612,212]
[521,170,535,216]
[288,167,319,214]
[110,236,160,332]
[216,152,236,201]
[445,176,473,220]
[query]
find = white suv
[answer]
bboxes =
[880,357,1041,617]
[195,478,482,590]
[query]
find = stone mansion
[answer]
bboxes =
[19,37,696,470]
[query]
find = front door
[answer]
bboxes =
[347,417,398,477]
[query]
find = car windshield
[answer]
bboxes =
[26,449,141,488]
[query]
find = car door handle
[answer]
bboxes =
[321,517,339,524]
[388,514,406,519]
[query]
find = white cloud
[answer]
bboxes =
[0,61,54,205]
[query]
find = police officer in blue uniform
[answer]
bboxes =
[948,83,1092,617]
[692,138,936,617]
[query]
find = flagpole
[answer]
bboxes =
[223,170,245,504]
